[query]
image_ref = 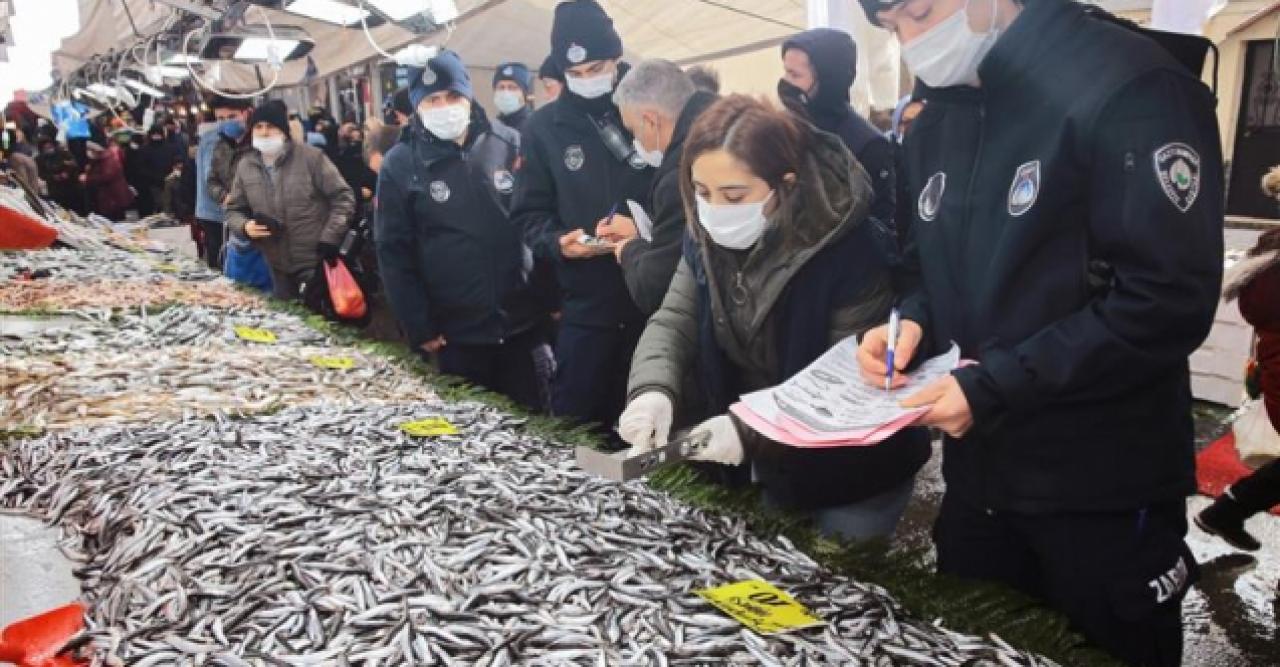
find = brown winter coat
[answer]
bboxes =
[224,141,354,274]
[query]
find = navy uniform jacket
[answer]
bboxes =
[510,84,654,329]
[897,0,1224,513]
[375,108,539,348]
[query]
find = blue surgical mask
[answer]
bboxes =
[220,119,246,140]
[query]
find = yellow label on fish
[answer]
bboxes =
[233,326,278,344]
[309,355,356,370]
[399,418,460,438]
[696,580,823,635]
[152,262,179,273]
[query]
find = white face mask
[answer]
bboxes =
[901,0,1000,89]
[696,191,773,250]
[565,71,615,100]
[494,90,525,115]
[631,117,664,169]
[252,135,284,158]
[420,103,471,141]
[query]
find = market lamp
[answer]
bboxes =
[364,0,457,33]
[198,24,315,64]
[280,0,385,27]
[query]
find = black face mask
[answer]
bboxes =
[777,79,812,118]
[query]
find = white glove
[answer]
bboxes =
[617,392,674,453]
[688,415,745,466]
[395,44,439,68]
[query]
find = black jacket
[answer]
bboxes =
[897,0,1224,513]
[783,29,895,227]
[497,106,533,134]
[375,108,539,347]
[618,90,717,315]
[511,80,655,328]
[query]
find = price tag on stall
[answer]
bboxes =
[309,355,356,370]
[151,262,179,273]
[233,326,278,344]
[696,580,823,635]
[399,418,460,438]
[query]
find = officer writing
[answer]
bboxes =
[855,1,1224,665]
[512,0,654,436]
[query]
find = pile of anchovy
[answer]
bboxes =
[1,306,330,356]
[0,278,263,311]
[2,248,217,283]
[2,346,432,429]
[1,404,1055,666]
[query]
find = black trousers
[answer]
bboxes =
[934,495,1196,667]
[551,321,642,433]
[1230,457,1280,514]
[198,220,224,271]
[268,265,310,301]
[433,329,544,412]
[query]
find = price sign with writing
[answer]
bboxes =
[152,262,179,273]
[309,356,356,370]
[696,580,823,635]
[233,326,278,344]
[399,418,460,438]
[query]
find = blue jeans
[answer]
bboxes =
[763,475,916,542]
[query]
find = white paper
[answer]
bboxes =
[626,199,654,242]
[764,337,960,433]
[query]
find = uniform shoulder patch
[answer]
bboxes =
[429,180,450,203]
[1153,143,1201,213]
[1007,160,1041,217]
[493,169,514,194]
[564,145,585,172]
[918,171,946,222]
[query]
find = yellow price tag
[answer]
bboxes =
[233,326,278,344]
[309,355,356,370]
[399,418,460,438]
[695,580,823,635]
[152,262,179,273]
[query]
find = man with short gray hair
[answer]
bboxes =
[594,59,717,315]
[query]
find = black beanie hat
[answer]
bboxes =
[493,62,533,95]
[251,100,290,137]
[858,0,904,27]
[550,0,622,70]
[538,54,564,83]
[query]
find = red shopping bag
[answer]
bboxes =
[324,257,367,320]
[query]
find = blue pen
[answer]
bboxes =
[885,308,901,391]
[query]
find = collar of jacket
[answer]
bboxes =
[690,128,870,337]
[665,90,717,169]
[978,0,1077,92]
[499,106,531,126]
[406,103,492,170]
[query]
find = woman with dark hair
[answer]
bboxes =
[619,95,929,540]
[1196,225,1280,551]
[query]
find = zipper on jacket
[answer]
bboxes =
[959,101,991,511]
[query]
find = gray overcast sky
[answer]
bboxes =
[1,0,81,102]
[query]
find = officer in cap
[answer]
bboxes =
[376,50,547,410]
[854,1,1224,664]
[511,0,655,437]
[493,62,535,133]
[538,55,565,105]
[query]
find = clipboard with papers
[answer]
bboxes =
[730,336,961,447]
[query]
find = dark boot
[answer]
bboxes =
[1195,489,1262,551]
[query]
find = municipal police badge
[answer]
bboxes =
[429,180,450,203]
[918,172,946,222]
[564,145,585,172]
[493,169,515,194]
[1007,160,1041,217]
[1154,143,1201,213]
[421,67,438,86]
[567,44,587,65]
[503,66,514,77]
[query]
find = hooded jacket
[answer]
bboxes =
[782,29,896,227]
[897,0,1224,513]
[376,106,539,347]
[628,129,929,510]
[83,147,133,218]
[224,141,355,275]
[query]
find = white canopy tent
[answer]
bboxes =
[50,0,902,113]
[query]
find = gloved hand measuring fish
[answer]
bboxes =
[576,335,960,481]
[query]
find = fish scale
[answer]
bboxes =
[1,404,1056,666]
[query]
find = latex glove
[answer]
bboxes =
[617,392,674,453]
[688,415,744,466]
[395,44,439,68]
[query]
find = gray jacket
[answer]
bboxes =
[224,142,354,274]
